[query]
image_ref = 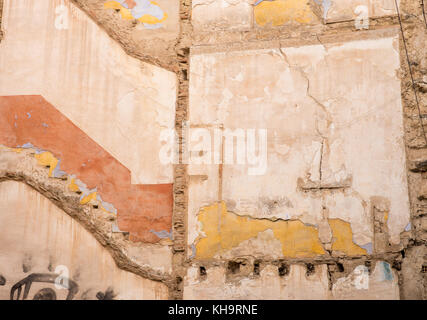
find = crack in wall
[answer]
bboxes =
[0,0,425,300]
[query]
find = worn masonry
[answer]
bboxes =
[0,0,425,300]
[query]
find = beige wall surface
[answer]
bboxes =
[0,0,176,185]
[0,0,424,301]
[188,34,409,261]
[0,181,168,300]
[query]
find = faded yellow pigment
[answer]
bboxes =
[104,1,134,20]
[195,202,325,259]
[138,12,168,24]
[104,1,168,24]
[254,0,314,26]
[328,219,367,255]
[80,192,97,205]
[68,178,80,192]
[34,152,58,177]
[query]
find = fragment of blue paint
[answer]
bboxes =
[96,194,118,215]
[313,0,331,19]
[189,243,196,259]
[112,222,125,233]
[150,229,173,240]
[254,0,274,6]
[361,242,373,254]
[27,112,31,119]
[19,142,44,154]
[21,142,35,149]
[42,123,49,128]
[381,262,393,281]
[405,223,411,231]
[52,159,67,178]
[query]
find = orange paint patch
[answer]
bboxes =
[0,95,172,243]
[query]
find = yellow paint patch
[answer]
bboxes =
[1,146,23,153]
[104,0,167,24]
[138,11,168,24]
[254,0,315,26]
[68,178,80,193]
[100,206,115,215]
[80,192,97,205]
[328,219,367,256]
[195,202,325,259]
[34,152,58,177]
[104,1,134,20]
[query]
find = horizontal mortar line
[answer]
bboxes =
[191,26,400,54]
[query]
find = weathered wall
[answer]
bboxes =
[0,0,426,300]
[0,180,168,300]
[0,0,177,243]
[184,261,400,299]
[0,0,176,186]
[188,32,409,262]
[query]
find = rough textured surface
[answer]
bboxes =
[0,180,169,300]
[0,148,173,287]
[188,33,409,261]
[184,263,330,299]
[70,0,180,71]
[312,0,401,23]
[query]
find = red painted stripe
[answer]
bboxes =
[0,95,173,243]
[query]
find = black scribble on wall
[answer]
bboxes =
[33,288,57,300]
[96,287,117,300]
[47,256,55,272]
[0,275,6,286]
[10,273,79,300]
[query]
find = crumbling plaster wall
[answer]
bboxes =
[0,179,168,300]
[0,0,426,300]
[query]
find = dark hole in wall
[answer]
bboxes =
[422,265,427,273]
[306,263,315,276]
[253,261,260,276]
[400,250,405,258]
[199,266,207,278]
[227,261,241,274]
[93,205,99,209]
[337,263,344,272]
[278,263,289,277]
[364,261,372,273]
[392,260,402,271]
